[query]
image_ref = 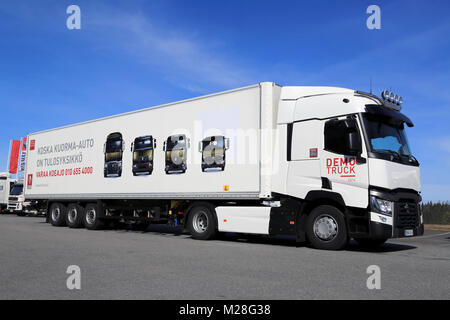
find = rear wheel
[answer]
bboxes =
[354,238,388,248]
[83,203,104,230]
[188,204,217,240]
[49,203,67,227]
[66,203,85,228]
[306,205,348,250]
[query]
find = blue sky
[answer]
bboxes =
[0,0,449,201]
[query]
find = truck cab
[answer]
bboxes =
[104,132,124,177]
[273,87,423,249]
[7,181,27,213]
[131,135,156,175]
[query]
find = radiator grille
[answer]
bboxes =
[396,201,419,228]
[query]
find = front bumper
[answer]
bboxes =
[368,188,424,239]
[8,201,23,211]
[369,215,424,239]
[133,163,153,174]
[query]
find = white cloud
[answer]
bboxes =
[90,10,256,93]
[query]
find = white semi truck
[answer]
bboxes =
[23,83,423,250]
[0,172,13,212]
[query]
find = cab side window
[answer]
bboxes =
[324,120,348,155]
[324,117,362,156]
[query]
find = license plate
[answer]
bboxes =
[404,229,414,237]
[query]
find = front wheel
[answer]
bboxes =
[188,204,217,240]
[306,205,348,250]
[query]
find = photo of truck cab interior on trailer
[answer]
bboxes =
[104,132,124,177]
[163,134,189,174]
[24,83,424,250]
[199,136,230,172]
[131,136,156,176]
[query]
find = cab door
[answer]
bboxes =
[320,115,369,209]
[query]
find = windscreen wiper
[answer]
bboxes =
[377,149,402,161]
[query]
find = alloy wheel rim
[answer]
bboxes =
[193,211,208,233]
[313,214,339,241]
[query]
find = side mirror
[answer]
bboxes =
[154,139,157,149]
[198,141,203,153]
[187,138,191,149]
[224,138,230,150]
[346,131,362,156]
[103,143,106,154]
[131,142,134,152]
[163,141,166,152]
[122,141,125,152]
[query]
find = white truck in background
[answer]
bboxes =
[0,172,14,212]
[23,83,423,250]
[7,179,38,216]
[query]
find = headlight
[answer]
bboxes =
[370,196,393,216]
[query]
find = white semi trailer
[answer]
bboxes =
[24,83,423,250]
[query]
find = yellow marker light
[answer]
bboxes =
[169,210,172,215]
[223,185,230,191]
[289,221,295,225]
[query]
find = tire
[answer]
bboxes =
[16,211,27,217]
[49,202,67,227]
[188,204,217,240]
[354,238,388,248]
[83,203,104,230]
[66,203,85,228]
[306,205,348,250]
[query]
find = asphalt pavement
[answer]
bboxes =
[0,214,448,299]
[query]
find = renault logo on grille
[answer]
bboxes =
[404,203,409,209]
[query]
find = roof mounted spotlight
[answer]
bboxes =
[381,89,403,111]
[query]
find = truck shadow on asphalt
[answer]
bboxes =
[133,225,417,253]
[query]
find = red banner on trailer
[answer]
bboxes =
[9,140,21,174]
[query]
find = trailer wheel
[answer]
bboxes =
[83,203,104,230]
[188,204,217,240]
[49,203,67,227]
[354,238,387,248]
[305,205,348,250]
[66,203,85,228]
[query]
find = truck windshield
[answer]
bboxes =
[362,114,416,163]
[106,140,122,153]
[134,149,153,162]
[135,139,153,150]
[10,185,23,195]
[167,138,185,151]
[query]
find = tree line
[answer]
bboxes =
[422,201,450,225]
